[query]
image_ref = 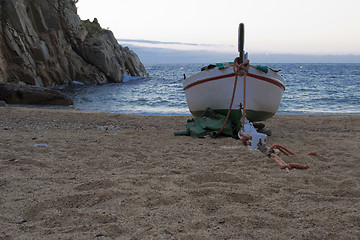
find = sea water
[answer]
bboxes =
[62,63,360,115]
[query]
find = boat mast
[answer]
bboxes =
[238,23,245,64]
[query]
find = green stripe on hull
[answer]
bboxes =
[191,109,275,131]
[244,110,275,122]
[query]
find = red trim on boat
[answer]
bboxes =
[183,72,285,91]
[247,73,285,91]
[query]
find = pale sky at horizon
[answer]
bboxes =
[77,0,360,56]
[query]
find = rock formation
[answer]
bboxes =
[0,0,148,89]
[0,82,73,105]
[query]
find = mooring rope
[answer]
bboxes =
[266,144,315,171]
[233,58,250,127]
[233,60,315,170]
[216,58,250,137]
[215,58,315,171]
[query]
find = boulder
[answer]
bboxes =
[0,83,73,105]
[0,100,7,107]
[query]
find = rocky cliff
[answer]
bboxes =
[0,0,148,88]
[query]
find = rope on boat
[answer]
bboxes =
[216,57,249,137]
[234,58,250,127]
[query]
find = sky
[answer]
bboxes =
[76,0,360,63]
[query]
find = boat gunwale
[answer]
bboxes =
[183,70,285,91]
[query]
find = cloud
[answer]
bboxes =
[118,39,360,64]
[121,44,236,64]
[117,39,235,53]
[118,39,203,46]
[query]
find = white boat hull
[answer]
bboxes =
[183,64,285,125]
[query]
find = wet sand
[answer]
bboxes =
[0,107,359,239]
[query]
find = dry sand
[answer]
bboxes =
[0,107,359,239]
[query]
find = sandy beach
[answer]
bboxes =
[0,107,359,239]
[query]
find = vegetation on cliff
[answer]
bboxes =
[82,18,104,37]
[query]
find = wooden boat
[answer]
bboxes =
[183,63,285,122]
[183,24,285,130]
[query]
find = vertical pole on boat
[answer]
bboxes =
[238,23,247,128]
[238,23,245,64]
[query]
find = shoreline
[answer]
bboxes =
[1,107,359,239]
[4,104,360,116]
